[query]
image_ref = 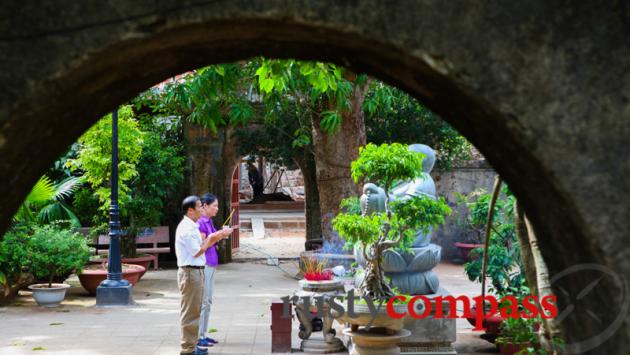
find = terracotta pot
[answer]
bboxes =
[121,254,155,278]
[454,242,484,262]
[498,341,531,355]
[88,254,155,279]
[78,263,145,296]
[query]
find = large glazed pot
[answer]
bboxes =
[343,328,411,355]
[28,283,71,307]
[78,263,145,296]
[333,302,411,331]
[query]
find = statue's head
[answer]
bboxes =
[408,144,436,173]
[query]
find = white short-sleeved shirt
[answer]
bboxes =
[175,215,206,267]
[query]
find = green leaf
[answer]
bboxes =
[320,111,341,133]
[261,78,274,93]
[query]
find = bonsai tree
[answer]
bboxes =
[332,143,451,300]
[28,225,90,288]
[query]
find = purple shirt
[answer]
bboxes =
[198,215,219,267]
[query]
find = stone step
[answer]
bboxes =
[240,219,306,231]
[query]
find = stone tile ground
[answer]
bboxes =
[0,262,497,354]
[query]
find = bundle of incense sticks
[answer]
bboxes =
[222,208,235,227]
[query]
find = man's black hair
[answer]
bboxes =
[200,193,217,206]
[182,195,199,214]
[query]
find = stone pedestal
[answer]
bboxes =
[294,280,346,354]
[399,287,457,355]
[344,328,411,355]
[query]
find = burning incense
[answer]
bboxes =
[222,208,235,227]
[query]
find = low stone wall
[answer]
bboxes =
[432,160,497,262]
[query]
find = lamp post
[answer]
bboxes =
[96,108,133,306]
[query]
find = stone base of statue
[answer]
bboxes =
[344,327,411,355]
[399,287,457,355]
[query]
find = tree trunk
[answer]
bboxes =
[360,244,394,301]
[525,213,563,353]
[293,146,322,242]
[184,122,240,263]
[311,78,368,243]
[515,201,537,296]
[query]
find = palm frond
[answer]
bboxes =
[37,202,81,227]
[53,176,83,201]
[25,176,55,205]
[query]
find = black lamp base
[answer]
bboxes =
[96,281,134,306]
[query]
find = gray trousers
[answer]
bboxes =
[198,265,217,338]
[177,267,204,353]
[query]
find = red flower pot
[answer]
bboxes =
[454,242,484,262]
[78,263,145,296]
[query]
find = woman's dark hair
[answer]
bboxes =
[181,195,199,214]
[200,193,217,206]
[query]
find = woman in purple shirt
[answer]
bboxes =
[197,193,233,347]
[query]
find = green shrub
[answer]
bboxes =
[463,186,525,296]
[28,225,90,287]
[0,223,32,294]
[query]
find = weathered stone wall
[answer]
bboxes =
[432,161,497,261]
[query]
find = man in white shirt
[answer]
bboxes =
[175,196,217,355]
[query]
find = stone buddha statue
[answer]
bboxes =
[355,144,442,295]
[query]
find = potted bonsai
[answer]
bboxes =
[332,143,451,328]
[27,225,90,307]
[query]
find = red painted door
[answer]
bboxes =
[230,165,240,250]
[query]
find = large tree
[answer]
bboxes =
[254,60,369,243]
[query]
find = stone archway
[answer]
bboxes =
[1,2,628,353]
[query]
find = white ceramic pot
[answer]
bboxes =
[28,283,71,307]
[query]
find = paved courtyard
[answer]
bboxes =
[0,262,497,354]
